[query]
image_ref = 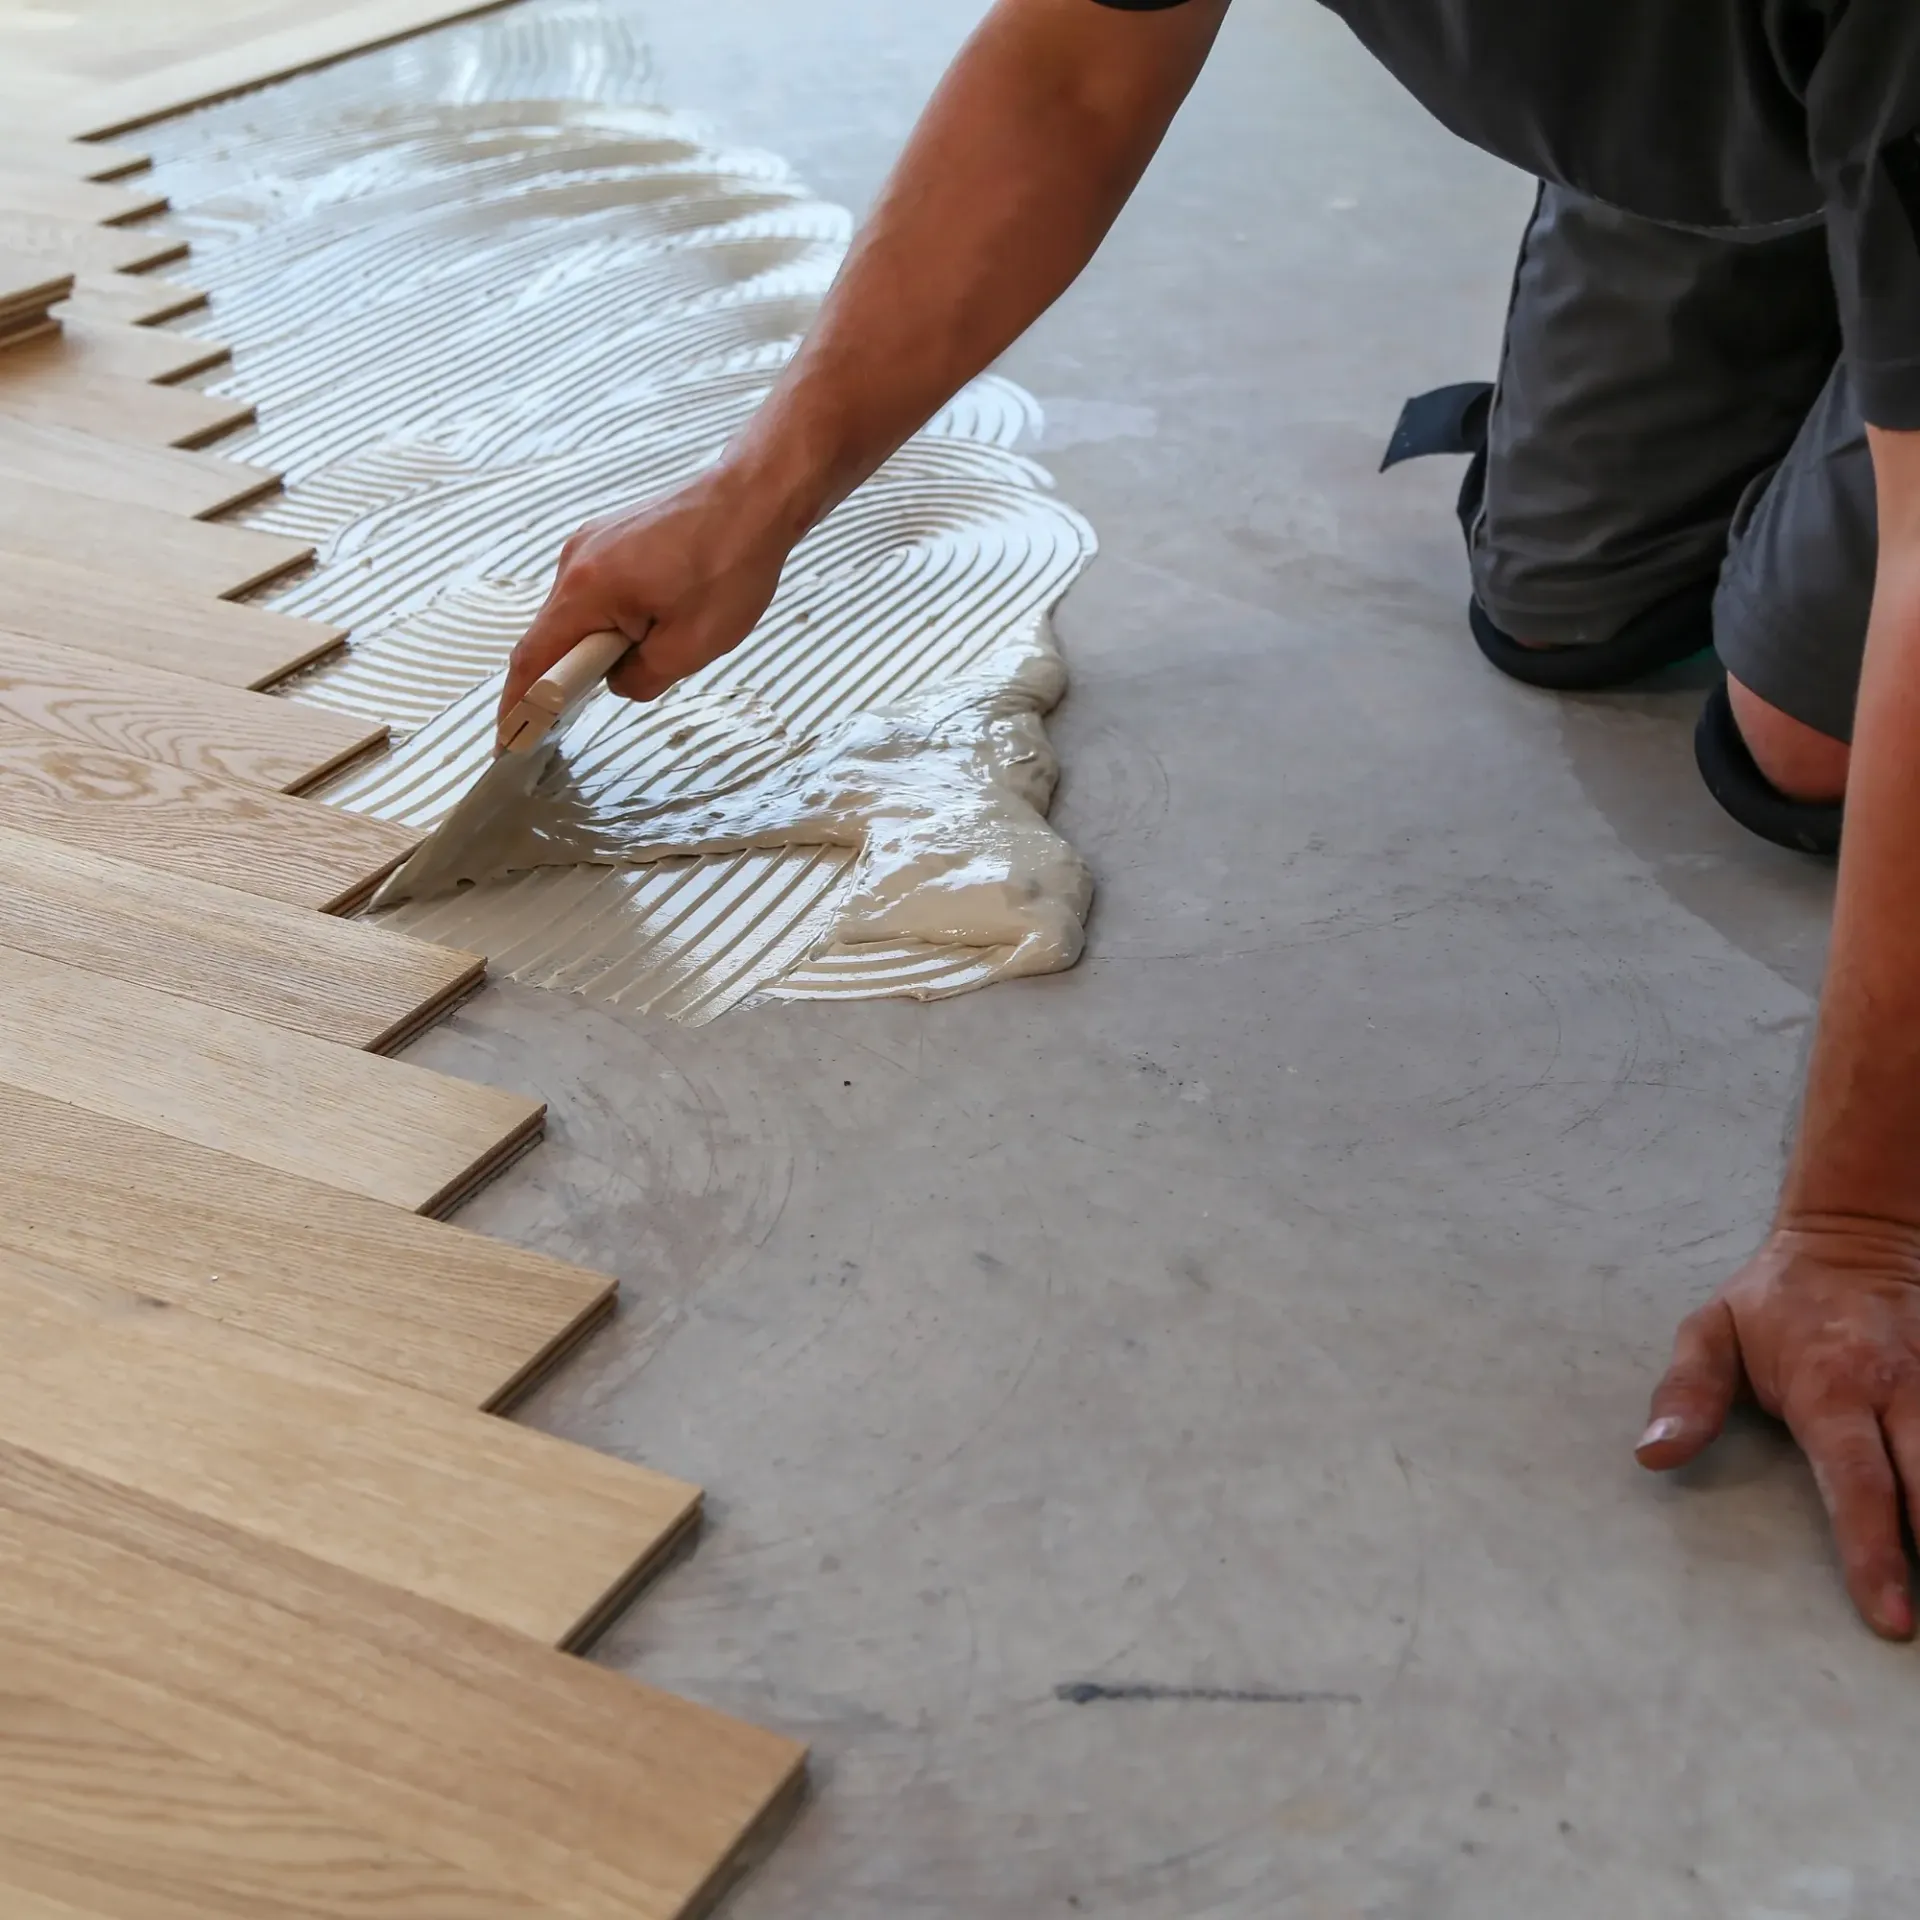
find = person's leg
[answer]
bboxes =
[1699,361,1873,854]
[1386,185,1840,687]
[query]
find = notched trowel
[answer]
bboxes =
[369,628,635,910]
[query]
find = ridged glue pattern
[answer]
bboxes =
[141,1,1094,1020]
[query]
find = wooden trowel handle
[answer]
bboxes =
[498,628,636,753]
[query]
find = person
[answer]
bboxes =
[501,0,1920,1638]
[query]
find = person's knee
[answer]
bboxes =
[1726,675,1850,803]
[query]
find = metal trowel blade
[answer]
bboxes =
[368,737,561,910]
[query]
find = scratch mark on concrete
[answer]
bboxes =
[1055,1682,1361,1707]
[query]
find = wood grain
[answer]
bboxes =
[0,416,277,519]
[0,1450,805,1920]
[0,1705,541,1919]
[0,327,250,447]
[0,716,418,910]
[0,475,309,598]
[0,210,187,274]
[0,134,149,182]
[0,167,167,227]
[0,632,382,791]
[0,1260,700,1648]
[0,1082,613,1406]
[0,942,542,1213]
[0,824,477,1050]
[60,269,207,327]
[0,551,346,689]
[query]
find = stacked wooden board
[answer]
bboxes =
[0,251,71,350]
[0,14,807,1915]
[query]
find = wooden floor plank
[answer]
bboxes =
[0,168,167,227]
[51,1,520,138]
[3,313,229,385]
[0,1083,613,1405]
[0,633,382,791]
[0,210,187,274]
[0,942,541,1213]
[0,316,59,352]
[0,138,148,184]
[0,825,476,1049]
[0,1260,700,1648]
[0,475,308,598]
[0,1711,539,1918]
[0,327,249,447]
[0,469,304,594]
[0,717,419,911]
[0,551,346,689]
[0,416,277,518]
[59,269,208,327]
[0,1451,805,1920]
[53,311,229,382]
[0,134,151,183]
[0,249,71,333]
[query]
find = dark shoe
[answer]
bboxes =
[1384,382,1715,691]
[1693,678,1842,857]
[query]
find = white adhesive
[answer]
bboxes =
[379,627,1090,977]
[142,0,1097,1018]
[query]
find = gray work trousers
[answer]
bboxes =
[1471,184,1875,743]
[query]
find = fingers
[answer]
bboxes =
[1636,1300,1742,1470]
[1882,1384,1920,1612]
[605,622,726,705]
[1791,1400,1913,1641]
[499,593,587,726]
[606,639,679,704]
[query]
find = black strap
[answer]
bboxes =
[1380,381,1494,545]
[1378,382,1493,471]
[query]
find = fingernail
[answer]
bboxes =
[1876,1585,1914,1639]
[1637,1417,1683,1453]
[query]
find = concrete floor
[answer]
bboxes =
[399,3,1913,1914]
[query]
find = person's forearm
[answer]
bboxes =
[1781,426,1920,1227]
[717,0,1229,542]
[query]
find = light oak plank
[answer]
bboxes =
[0,1451,805,1919]
[0,551,345,689]
[0,210,187,274]
[0,632,382,792]
[0,1696,544,1919]
[0,475,308,597]
[0,247,70,328]
[0,942,541,1212]
[0,824,476,1049]
[0,133,149,182]
[0,717,420,912]
[0,331,250,446]
[52,310,229,382]
[0,416,277,519]
[0,1083,614,1405]
[57,1,521,137]
[0,312,229,384]
[0,1261,701,1648]
[60,269,208,327]
[0,168,167,227]
[1,1728,541,1920]
[0,315,57,351]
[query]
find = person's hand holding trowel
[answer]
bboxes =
[497,462,794,725]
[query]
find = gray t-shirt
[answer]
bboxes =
[1095,0,1920,428]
